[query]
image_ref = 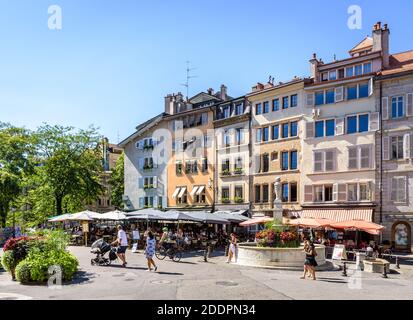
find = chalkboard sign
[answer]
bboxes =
[131,243,138,253]
[332,244,347,260]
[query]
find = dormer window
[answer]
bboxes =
[321,72,328,81]
[363,62,372,74]
[346,66,354,77]
[338,69,345,79]
[354,64,363,76]
[329,71,337,81]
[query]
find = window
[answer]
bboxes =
[262,184,269,203]
[256,103,262,115]
[338,68,345,79]
[391,136,404,159]
[358,114,369,132]
[346,116,358,134]
[391,96,404,119]
[359,183,368,201]
[221,158,230,173]
[176,162,183,175]
[202,158,208,172]
[282,183,289,202]
[195,186,206,203]
[314,186,323,202]
[291,94,298,107]
[256,128,262,142]
[329,71,337,81]
[185,161,192,174]
[315,91,324,106]
[235,128,243,145]
[145,197,154,207]
[271,151,278,161]
[326,90,335,104]
[321,72,328,81]
[324,185,333,202]
[282,152,289,171]
[223,130,231,146]
[315,121,324,138]
[263,101,269,113]
[223,106,230,118]
[177,189,187,204]
[235,103,243,115]
[273,98,279,111]
[222,187,230,203]
[201,113,208,125]
[346,66,354,77]
[326,119,335,136]
[290,183,297,202]
[348,147,358,169]
[192,160,198,174]
[347,86,358,100]
[272,124,279,140]
[359,146,371,168]
[282,123,289,138]
[282,96,289,109]
[355,64,363,76]
[348,184,358,201]
[314,151,324,172]
[359,83,369,98]
[235,186,243,201]
[290,121,298,137]
[262,154,270,172]
[363,62,372,74]
[290,151,298,170]
[391,177,407,203]
[255,185,261,203]
[263,127,269,142]
[234,157,243,172]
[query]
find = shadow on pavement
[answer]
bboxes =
[156,271,184,276]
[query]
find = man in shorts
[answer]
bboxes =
[112,225,128,267]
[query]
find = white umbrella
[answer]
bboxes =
[157,210,203,222]
[125,208,164,217]
[48,213,71,222]
[66,211,94,221]
[97,210,128,221]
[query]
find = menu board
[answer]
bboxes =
[332,244,347,260]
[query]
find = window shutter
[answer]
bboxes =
[369,112,380,131]
[138,178,144,188]
[153,196,158,208]
[368,77,374,96]
[335,118,344,135]
[335,86,344,102]
[359,146,371,169]
[348,147,358,169]
[410,133,413,158]
[332,183,339,202]
[254,155,261,173]
[399,177,407,203]
[367,181,373,201]
[152,156,158,168]
[139,197,145,209]
[383,137,390,161]
[138,158,145,170]
[153,176,158,189]
[325,150,335,171]
[407,93,413,117]
[306,93,314,108]
[314,151,324,172]
[403,134,411,159]
[305,121,314,138]
[338,184,347,201]
[382,97,389,120]
[304,185,313,202]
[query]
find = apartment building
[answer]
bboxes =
[300,23,387,222]
[213,96,251,213]
[248,78,310,218]
[119,113,170,210]
[165,87,229,211]
[375,50,413,252]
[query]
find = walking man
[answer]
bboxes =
[112,225,128,267]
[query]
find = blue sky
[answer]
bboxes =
[1,0,412,143]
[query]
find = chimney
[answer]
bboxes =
[309,53,320,81]
[220,84,228,100]
[207,88,214,96]
[164,94,174,114]
[372,21,390,68]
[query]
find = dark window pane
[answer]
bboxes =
[263,127,269,141]
[263,101,269,113]
[347,116,357,134]
[263,185,269,202]
[255,185,261,203]
[282,183,289,202]
[282,123,289,138]
[272,125,279,140]
[315,92,324,106]
[358,114,369,132]
[315,121,324,138]
[256,103,262,115]
[282,152,289,170]
[283,97,289,109]
[290,121,298,137]
[273,99,279,111]
[359,83,369,98]
[290,151,298,170]
[291,94,298,107]
[326,90,335,104]
[347,86,357,100]
[262,154,269,172]
[325,119,335,136]
[290,183,297,202]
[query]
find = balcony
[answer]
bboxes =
[143,184,155,190]
[143,145,154,151]
[143,164,154,171]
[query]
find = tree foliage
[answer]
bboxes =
[110,152,124,209]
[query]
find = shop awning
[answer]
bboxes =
[301,209,373,222]
[196,185,205,195]
[172,187,181,199]
[178,187,187,198]
[331,220,384,235]
[190,186,199,196]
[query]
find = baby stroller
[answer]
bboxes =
[90,238,118,266]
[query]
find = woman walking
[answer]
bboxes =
[226,233,238,264]
[144,231,158,272]
[301,240,317,280]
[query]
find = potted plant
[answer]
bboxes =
[221,169,231,176]
[234,196,244,203]
[233,167,243,175]
[221,197,231,204]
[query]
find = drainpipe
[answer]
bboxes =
[379,80,383,225]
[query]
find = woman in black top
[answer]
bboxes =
[301,240,318,280]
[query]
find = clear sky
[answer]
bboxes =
[1,0,412,143]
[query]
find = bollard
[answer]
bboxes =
[207,244,212,258]
[342,262,347,277]
[396,256,400,269]
[382,265,388,278]
[203,245,208,262]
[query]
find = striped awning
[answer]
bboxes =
[301,209,373,222]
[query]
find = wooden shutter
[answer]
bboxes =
[369,112,380,131]
[306,121,314,138]
[325,150,335,171]
[348,147,358,169]
[390,178,396,202]
[138,158,145,170]
[254,155,261,173]
[338,184,347,201]
[153,196,158,208]
[403,134,411,159]
[410,133,413,158]
[138,178,144,188]
[382,97,389,120]
[399,177,407,203]
[153,176,158,189]
[383,137,390,161]
[304,185,313,202]
[306,93,314,108]
[360,146,371,169]
[332,183,339,202]
[368,77,374,96]
[152,156,158,168]
[407,93,413,117]
[139,197,145,209]
[335,118,344,135]
[335,86,344,102]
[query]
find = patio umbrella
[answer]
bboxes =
[183,211,230,224]
[331,219,384,236]
[48,213,71,222]
[288,217,335,228]
[156,210,204,223]
[239,216,273,227]
[213,211,249,223]
[65,211,94,221]
[97,210,128,221]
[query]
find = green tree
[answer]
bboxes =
[110,152,124,209]
[31,124,104,216]
[0,123,34,227]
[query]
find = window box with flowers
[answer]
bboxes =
[143,164,153,171]
[234,196,244,203]
[143,144,154,151]
[233,168,243,175]
[143,184,154,190]
[221,197,231,204]
[221,169,231,176]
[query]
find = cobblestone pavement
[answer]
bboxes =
[1,246,413,300]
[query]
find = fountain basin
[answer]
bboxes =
[236,242,326,270]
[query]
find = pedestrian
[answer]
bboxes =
[226,233,238,263]
[111,225,128,267]
[301,239,317,280]
[144,231,158,272]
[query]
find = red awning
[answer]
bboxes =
[301,209,373,222]
[239,217,273,226]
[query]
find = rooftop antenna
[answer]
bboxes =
[180,61,197,101]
